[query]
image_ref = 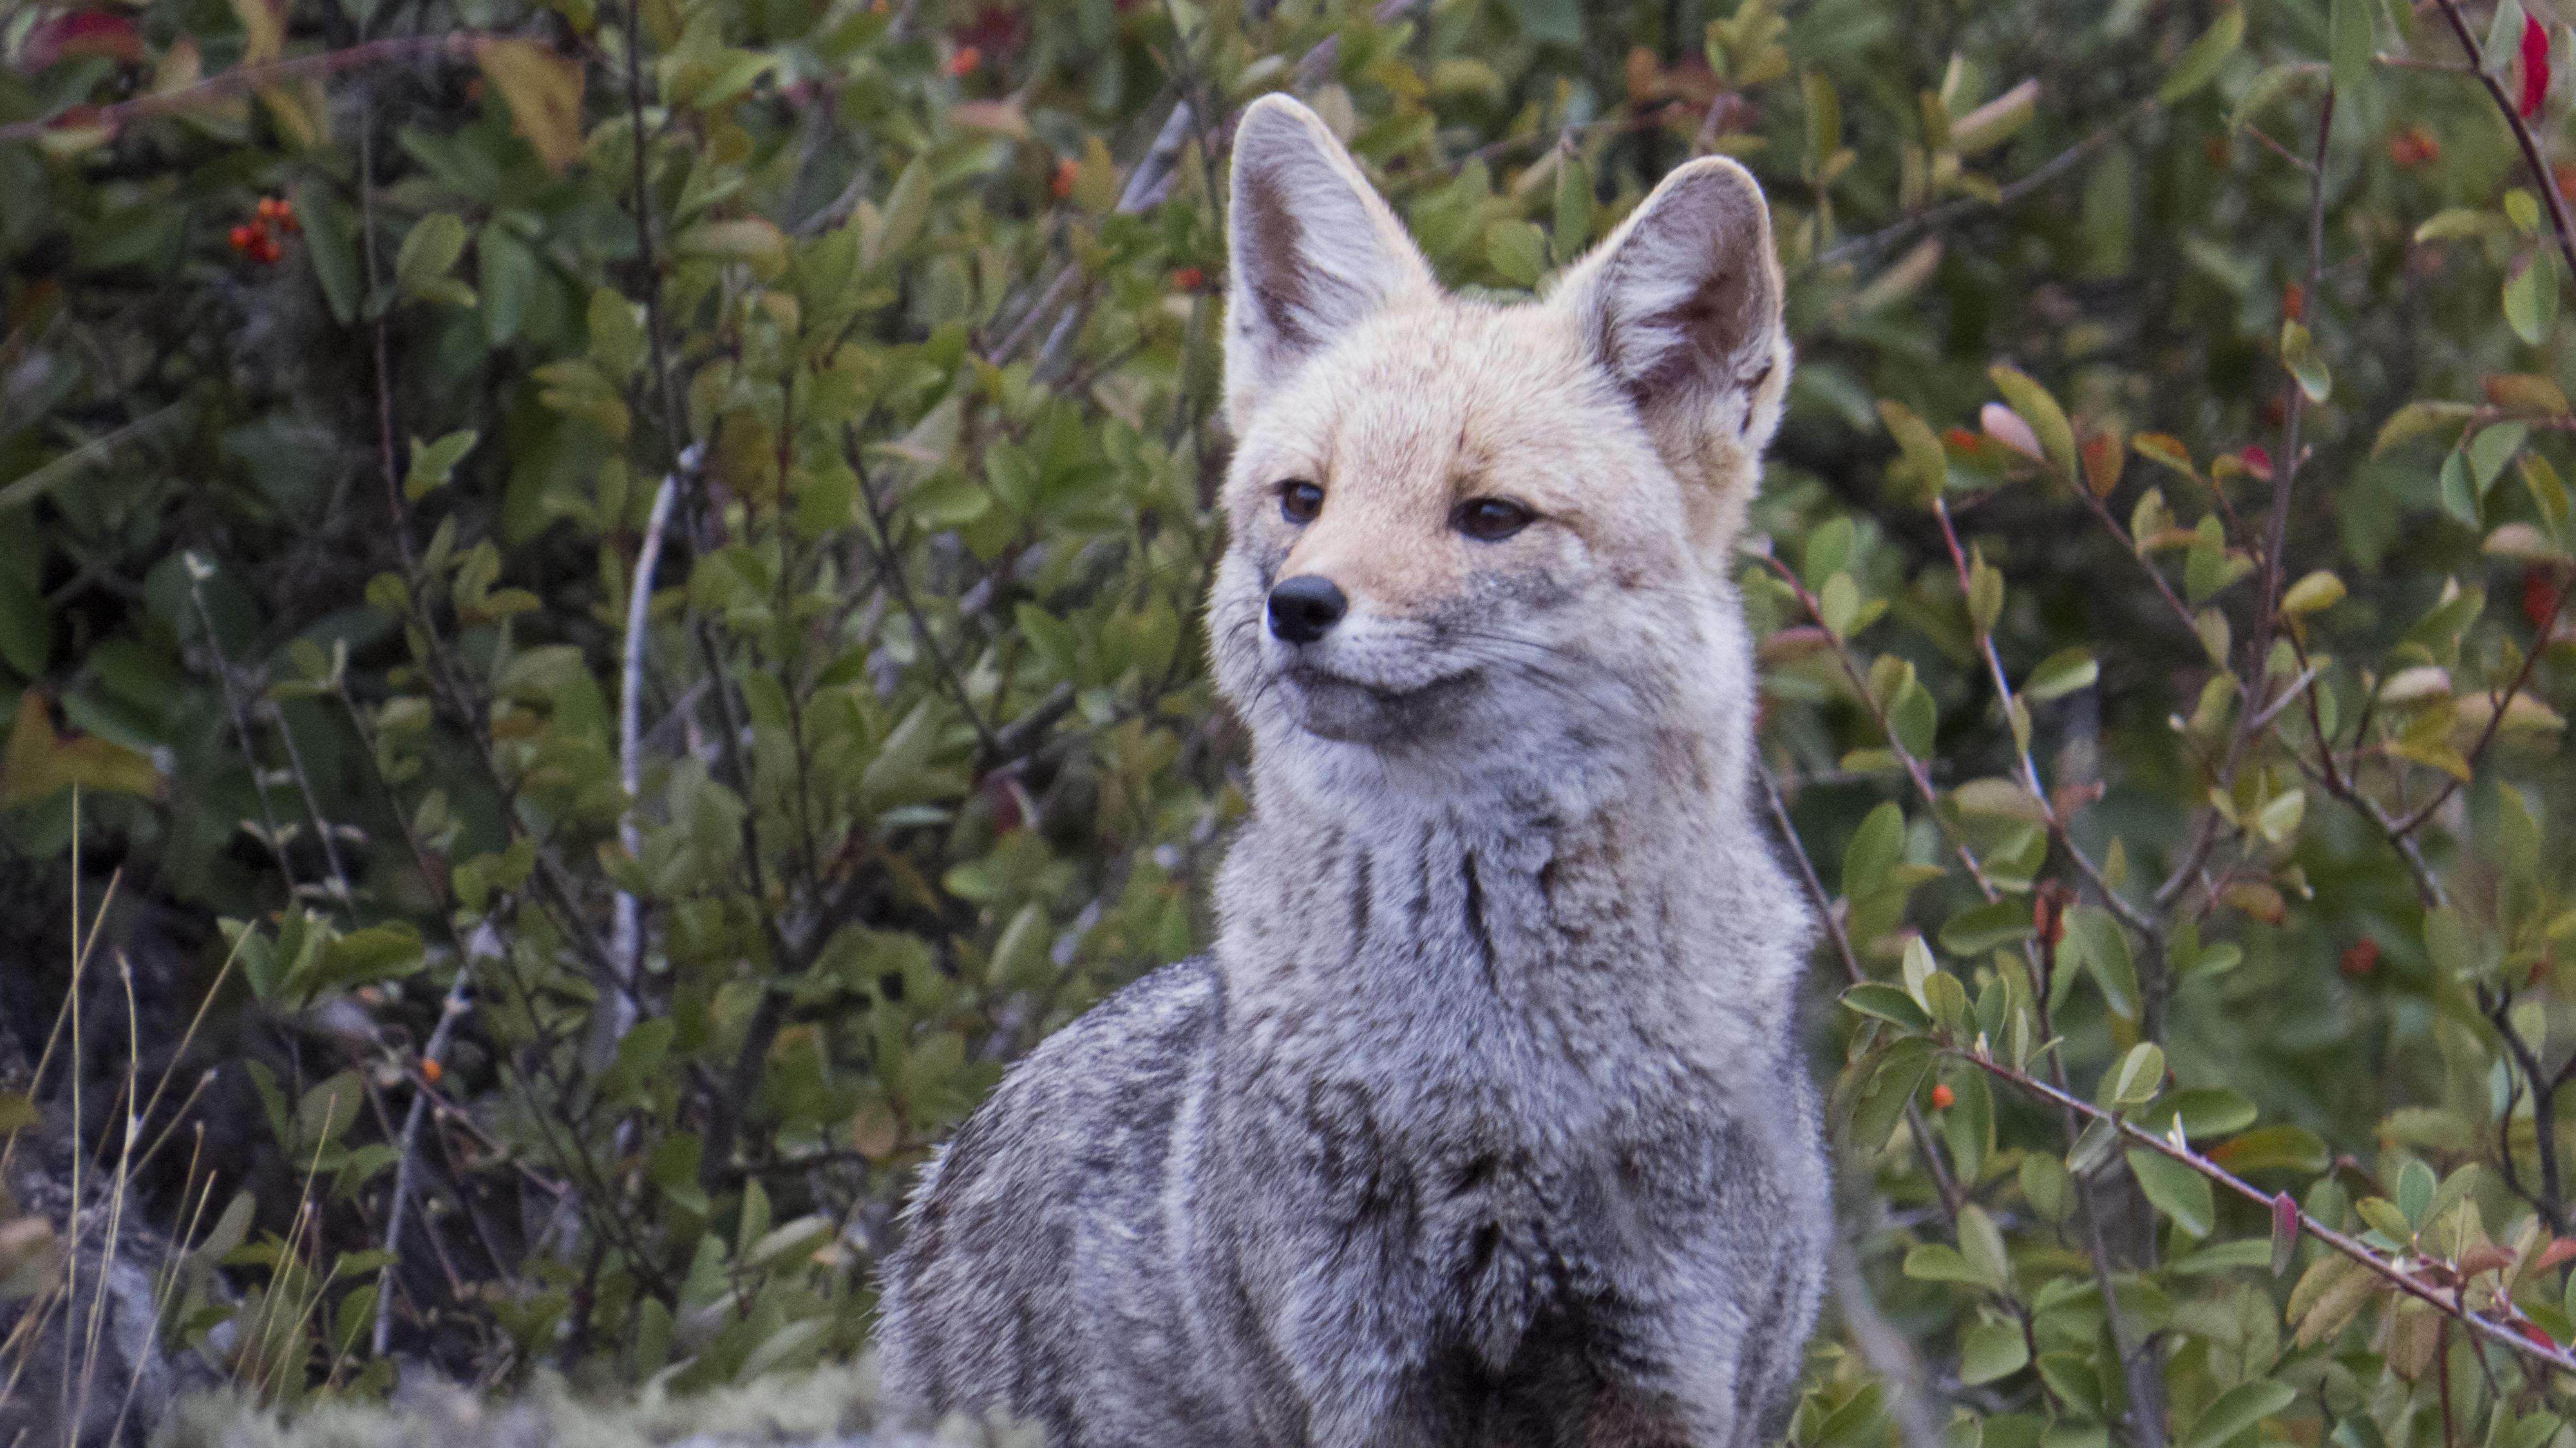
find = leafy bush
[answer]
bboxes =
[8,0,2576,1444]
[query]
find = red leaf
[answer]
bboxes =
[21,12,142,71]
[2239,444,2275,482]
[2524,566,2564,632]
[2537,1236,2576,1272]
[2523,15,2552,120]
[2519,1319,2561,1351]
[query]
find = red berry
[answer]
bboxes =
[1930,1083,1956,1110]
[1171,265,1206,292]
[1051,158,1077,200]
[947,45,981,77]
[2340,938,2380,978]
[253,235,283,264]
[229,224,256,251]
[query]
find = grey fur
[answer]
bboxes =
[877,95,1828,1448]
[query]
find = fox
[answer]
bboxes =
[875,91,1828,1448]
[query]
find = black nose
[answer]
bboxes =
[1267,575,1347,644]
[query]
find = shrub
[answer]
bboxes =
[6,0,2576,1445]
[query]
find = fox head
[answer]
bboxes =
[1210,93,1791,821]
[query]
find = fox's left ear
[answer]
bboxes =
[1224,93,1435,429]
[1557,157,1790,477]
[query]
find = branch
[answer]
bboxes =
[2432,0,2576,287]
[1817,95,2158,270]
[604,462,686,1068]
[1958,1043,2576,1380]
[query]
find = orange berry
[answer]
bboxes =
[256,197,280,220]
[947,45,981,77]
[1931,1083,1956,1110]
[421,1058,444,1085]
[1171,265,1205,292]
[1051,158,1077,199]
[228,224,256,251]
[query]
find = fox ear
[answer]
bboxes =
[1224,93,1434,426]
[1559,157,1789,466]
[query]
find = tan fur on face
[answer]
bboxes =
[1213,93,1792,817]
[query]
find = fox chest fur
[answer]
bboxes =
[1178,787,1823,1418]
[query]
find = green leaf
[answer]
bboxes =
[2374,399,2477,456]
[1880,399,1951,506]
[2396,1157,2436,1228]
[2440,451,2481,526]
[2126,1148,2217,1237]
[2355,1195,2415,1242]
[2103,1042,2166,1107]
[478,224,536,347]
[2023,647,2099,700]
[1989,365,2078,479]
[2183,1379,2298,1448]
[1958,1201,2012,1291]
[404,430,478,501]
[2160,6,2246,104]
[2472,421,2530,492]
[1852,1038,1936,1149]
[395,213,469,302]
[2506,252,2560,345]
[2330,0,2374,109]
[1842,983,1931,1030]
[1486,218,1549,287]
[2281,320,2330,403]
[2152,1087,2259,1138]
[1942,898,2035,955]
[2067,906,2140,1022]
[1553,154,1593,254]
[1842,801,1906,899]
[2282,570,2345,615]
[1959,1319,2030,1385]
[296,179,361,325]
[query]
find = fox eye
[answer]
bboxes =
[1279,480,1323,524]
[1454,497,1535,542]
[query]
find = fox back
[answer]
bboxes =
[877,93,1829,1448]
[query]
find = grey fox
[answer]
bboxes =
[876,92,1829,1448]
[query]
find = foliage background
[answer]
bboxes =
[6,0,2576,1444]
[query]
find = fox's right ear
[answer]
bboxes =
[1224,93,1433,428]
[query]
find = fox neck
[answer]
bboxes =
[1213,678,1801,1049]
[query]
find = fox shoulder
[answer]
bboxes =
[876,957,1224,1417]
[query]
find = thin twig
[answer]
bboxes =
[1817,95,2158,269]
[371,933,487,1358]
[1957,1043,2576,1378]
[184,564,301,899]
